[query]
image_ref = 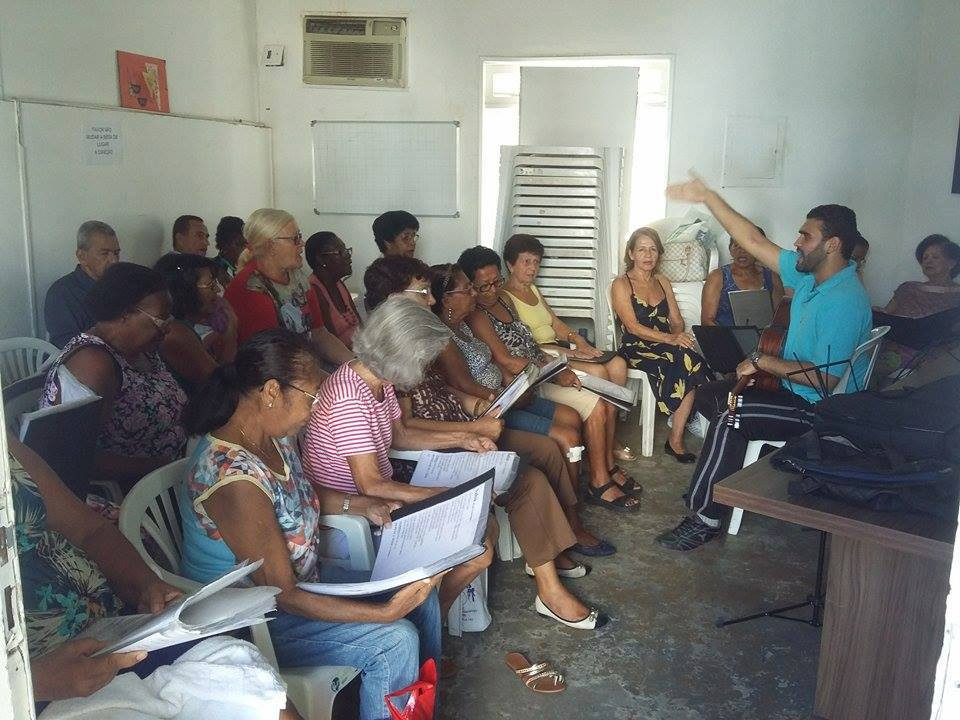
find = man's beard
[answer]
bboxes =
[795,246,825,273]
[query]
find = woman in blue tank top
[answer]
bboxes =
[701,234,784,326]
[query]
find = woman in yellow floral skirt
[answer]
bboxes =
[611,227,709,463]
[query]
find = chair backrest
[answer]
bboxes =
[833,325,890,394]
[118,458,200,592]
[2,373,46,434]
[0,337,59,388]
[20,396,102,499]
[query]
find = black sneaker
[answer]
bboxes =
[655,516,722,551]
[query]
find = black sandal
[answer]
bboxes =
[584,481,641,512]
[609,465,643,496]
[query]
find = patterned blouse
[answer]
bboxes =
[41,333,187,461]
[450,323,503,390]
[12,453,121,656]
[402,369,471,422]
[481,298,549,364]
[181,435,322,583]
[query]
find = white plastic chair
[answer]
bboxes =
[727,326,890,535]
[0,337,58,388]
[118,458,367,720]
[2,374,45,435]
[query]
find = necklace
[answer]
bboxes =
[238,425,272,458]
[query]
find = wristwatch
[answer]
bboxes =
[341,495,351,513]
[749,350,763,372]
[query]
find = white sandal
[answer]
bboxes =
[534,596,608,630]
[524,562,589,579]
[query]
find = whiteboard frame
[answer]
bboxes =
[310,119,461,217]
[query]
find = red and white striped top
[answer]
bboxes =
[302,361,400,495]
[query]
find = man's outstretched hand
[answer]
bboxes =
[666,175,710,204]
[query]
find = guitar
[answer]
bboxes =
[726,297,791,427]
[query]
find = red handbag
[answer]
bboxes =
[384,658,437,720]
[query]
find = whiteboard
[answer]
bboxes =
[8,101,272,337]
[311,120,459,217]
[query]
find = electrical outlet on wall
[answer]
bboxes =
[262,45,285,67]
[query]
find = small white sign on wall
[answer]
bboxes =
[82,122,122,165]
[721,115,786,187]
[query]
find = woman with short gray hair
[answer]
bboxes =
[302,296,499,616]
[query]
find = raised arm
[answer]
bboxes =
[667,176,782,271]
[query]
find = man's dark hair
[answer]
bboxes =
[214,216,244,252]
[503,234,545,265]
[154,252,218,319]
[915,234,960,278]
[372,211,419,252]
[363,255,432,311]
[457,246,502,281]
[87,262,167,322]
[173,214,203,241]
[304,231,340,273]
[806,205,859,260]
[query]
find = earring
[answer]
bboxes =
[268,402,274,408]
[446,308,452,321]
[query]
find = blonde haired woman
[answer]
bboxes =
[224,208,353,367]
[611,227,709,462]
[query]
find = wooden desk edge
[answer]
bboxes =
[714,484,954,562]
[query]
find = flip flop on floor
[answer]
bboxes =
[505,652,566,693]
[613,444,636,462]
[584,481,641,512]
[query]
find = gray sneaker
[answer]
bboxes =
[655,515,722,551]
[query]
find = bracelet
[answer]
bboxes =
[472,399,488,418]
[341,495,351,513]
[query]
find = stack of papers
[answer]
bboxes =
[81,560,278,655]
[409,449,521,494]
[299,471,494,597]
[481,356,568,418]
[574,372,638,411]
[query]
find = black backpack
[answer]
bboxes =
[771,375,960,517]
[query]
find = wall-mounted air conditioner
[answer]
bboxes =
[303,16,406,88]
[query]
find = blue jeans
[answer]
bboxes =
[503,395,557,435]
[269,590,442,720]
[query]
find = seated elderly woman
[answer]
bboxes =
[304,231,362,348]
[701,231,784,326]
[179,328,439,720]
[224,208,353,368]
[41,262,187,492]
[876,233,960,379]
[373,210,420,258]
[154,252,238,393]
[363,256,584,472]
[8,435,298,718]
[458,246,642,513]
[304,297,606,629]
[611,227,711,463]
[301,297,499,619]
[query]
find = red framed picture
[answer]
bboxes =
[116,51,169,113]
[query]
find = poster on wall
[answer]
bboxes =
[116,51,169,113]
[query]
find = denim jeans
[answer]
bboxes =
[269,590,442,720]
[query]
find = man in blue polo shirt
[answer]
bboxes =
[43,220,121,347]
[656,176,872,550]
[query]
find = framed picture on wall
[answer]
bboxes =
[116,51,169,113]
[953,116,960,194]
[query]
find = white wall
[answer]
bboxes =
[0,1,265,338]
[256,0,930,302]
[900,0,960,291]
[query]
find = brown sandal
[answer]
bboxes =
[505,652,566,693]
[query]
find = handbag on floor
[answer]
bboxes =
[384,658,437,720]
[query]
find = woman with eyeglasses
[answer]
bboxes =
[153,253,238,394]
[40,263,187,492]
[304,231,362,348]
[224,208,353,369]
[180,328,440,720]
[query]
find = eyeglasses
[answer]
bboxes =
[135,307,172,330]
[282,381,321,407]
[197,278,222,291]
[398,232,420,243]
[445,286,475,296]
[317,247,353,258]
[473,277,504,293]
[403,287,431,297]
[275,232,304,247]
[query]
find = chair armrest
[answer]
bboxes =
[317,513,375,572]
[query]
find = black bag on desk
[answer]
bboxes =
[810,375,960,464]
[773,431,959,518]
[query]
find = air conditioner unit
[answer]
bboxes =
[303,16,406,88]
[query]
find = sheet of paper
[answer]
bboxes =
[371,476,491,581]
[575,372,637,410]
[531,355,568,388]
[409,450,519,494]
